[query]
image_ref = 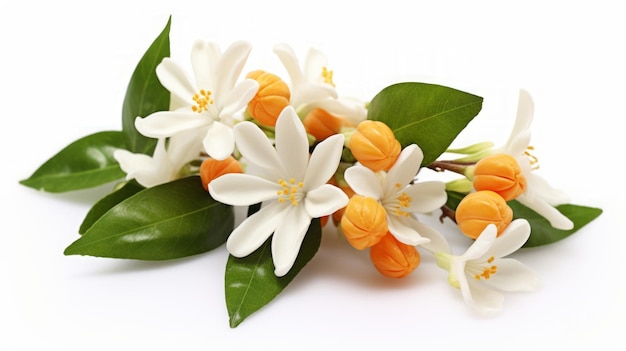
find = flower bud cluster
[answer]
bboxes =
[455,154,527,239]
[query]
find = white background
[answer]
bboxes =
[2,0,623,350]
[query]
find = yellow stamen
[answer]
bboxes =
[392,192,413,217]
[524,146,540,170]
[321,66,335,87]
[192,89,214,113]
[277,178,304,207]
[473,256,498,281]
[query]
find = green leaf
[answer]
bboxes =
[512,202,603,247]
[78,180,144,234]
[225,219,322,328]
[65,176,233,260]
[122,16,171,154]
[367,82,483,166]
[445,191,602,247]
[19,131,127,192]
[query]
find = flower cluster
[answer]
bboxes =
[20,19,601,327]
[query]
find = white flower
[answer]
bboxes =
[494,89,573,230]
[344,144,450,253]
[273,44,367,124]
[114,130,202,188]
[134,40,259,160]
[208,106,348,276]
[435,219,540,314]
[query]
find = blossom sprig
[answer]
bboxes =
[19,17,602,328]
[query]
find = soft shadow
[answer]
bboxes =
[75,252,215,276]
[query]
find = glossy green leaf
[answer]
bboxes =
[122,16,171,154]
[512,202,602,247]
[367,82,483,166]
[19,131,127,192]
[445,191,602,247]
[65,176,233,260]
[225,219,322,328]
[78,180,144,234]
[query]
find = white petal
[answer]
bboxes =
[135,111,209,138]
[526,173,570,205]
[303,134,344,190]
[226,201,287,257]
[403,181,447,213]
[463,277,504,314]
[234,121,286,178]
[344,165,383,199]
[314,97,367,125]
[218,79,259,118]
[216,40,253,98]
[512,89,534,137]
[387,215,430,246]
[167,129,204,168]
[517,193,574,230]
[304,184,349,218]
[410,218,451,254]
[462,224,497,261]
[273,43,303,87]
[485,258,540,292]
[190,40,220,91]
[156,58,197,105]
[114,149,154,177]
[209,173,281,206]
[484,219,531,259]
[292,83,337,108]
[275,107,308,180]
[303,47,328,81]
[272,206,312,276]
[203,121,235,160]
[383,144,423,196]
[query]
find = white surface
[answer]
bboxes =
[2,1,622,350]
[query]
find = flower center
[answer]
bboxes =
[321,66,335,87]
[389,183,412,217]
[276,178,304,206]
[191,89,214,113]
[524,146,540,170]
[469,256,498,281]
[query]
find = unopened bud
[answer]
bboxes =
[340,195,388,250]
[246,70,290,126]
[455,190,512,239]
[369,233,420,278]
[473,153,527,201]
[199,156,243,191]
[349,120,400,172]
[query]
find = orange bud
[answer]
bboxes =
[349,120,401,172]
[473,153,527,201]
[369,233,420,278]
[455,190,512,239]
[303,108,345,141]
[340,195,388,250]
[246,70,290,126]
[199,156,243,191]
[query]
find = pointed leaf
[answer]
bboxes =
[225,219,322,328]
[512,202,603,247]
[19,131,127,192]
[367,82,483,165]
[122,16,171,154]
[79,180,144,234]
[65,176,233,260]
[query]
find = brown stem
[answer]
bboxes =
[439,205,457,224]
[428,160,474,175]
